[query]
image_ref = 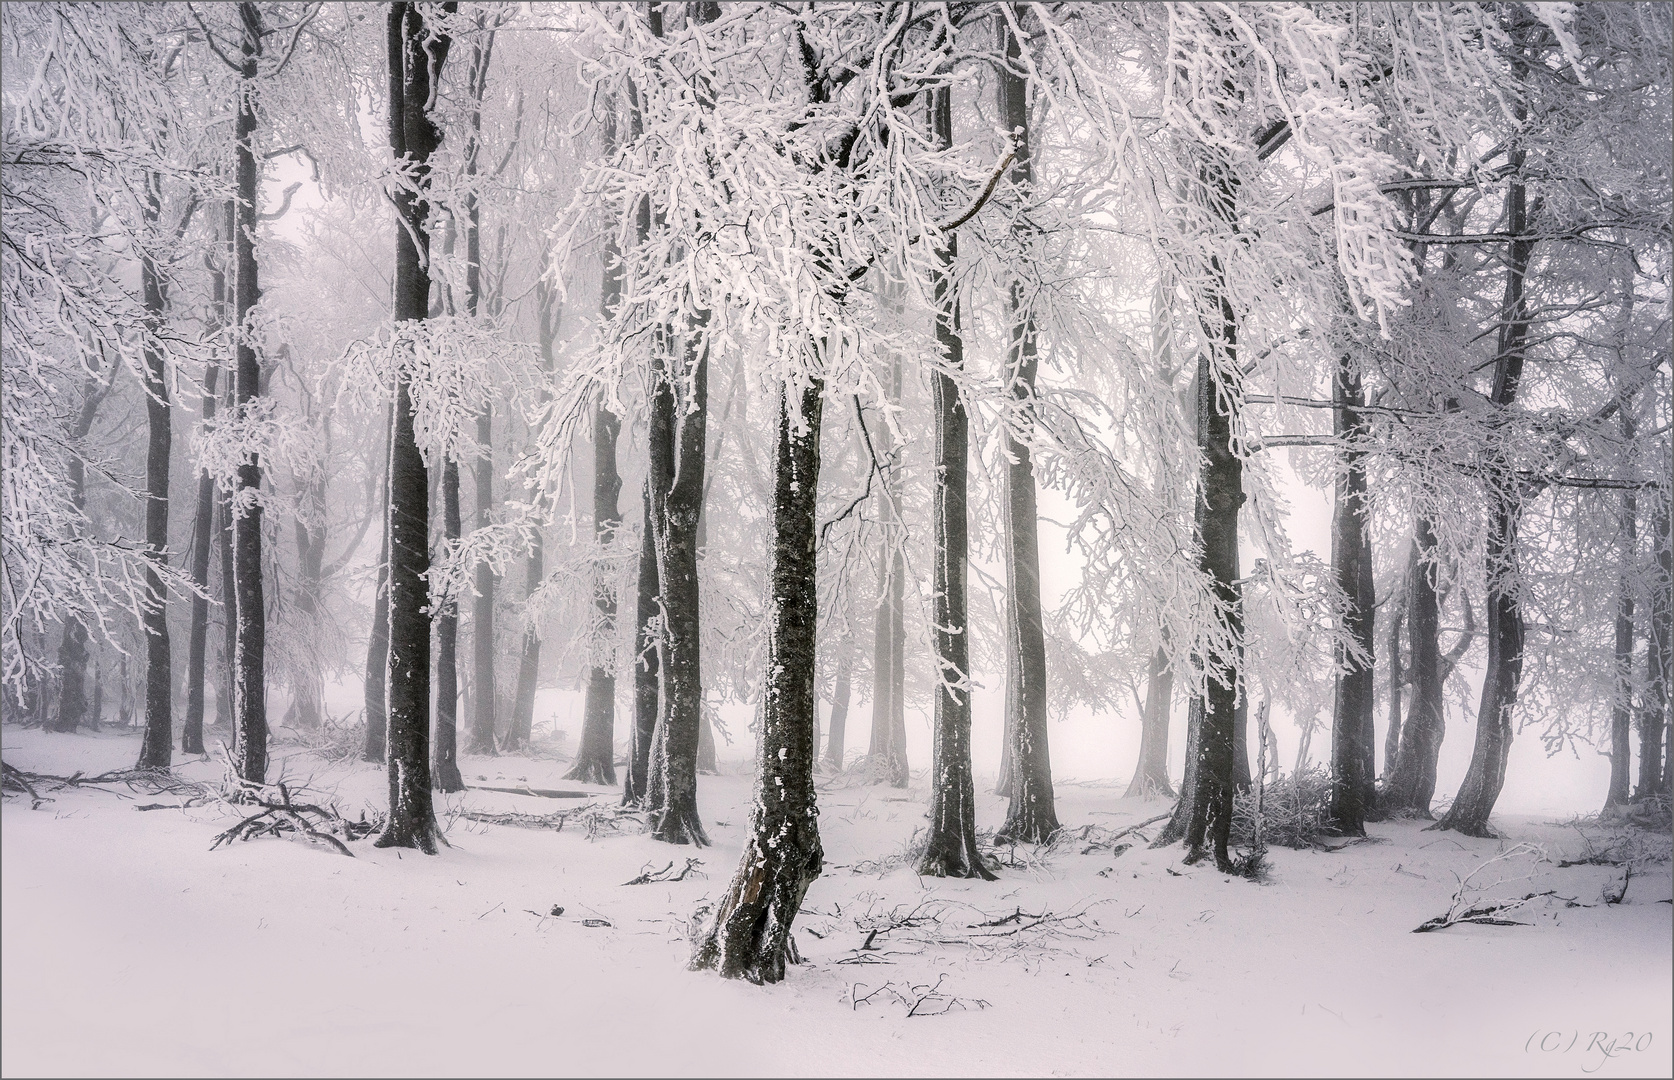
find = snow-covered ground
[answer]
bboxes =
[3,724,1669,1078]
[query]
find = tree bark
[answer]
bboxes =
[377,1,453,853]
[363,517,390,762]
[135,170,174,771]
[432,459,464,792]
[1435,154,1532,838]
[1640,501,1671,799]
[623,497,660,803]
[228,6,268,784]
[823,647,852,771]
[465,26,499,761]
[918,85,993,881]
[992,29,1058,842]
[1327,350,1376,835]
[1384,518,1446,816]
[1152,696,1203,846]
[1380,538,1414,781]
[567,99,624,786]
[867,343,908,787]
[1126,644,1175,798]
[690,377,824,983]
[183,202,234,754]
[48,352,111,734]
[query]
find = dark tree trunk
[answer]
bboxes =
[645,320,709,846]
[48,356,110,734]
[993,14,1058,844]
[432,459,464,792]
[184,203,233,754]
[822,648,852,771]
[690,378,825,983]
[228,8,268,784]
[623,498,659,804]
[1384,519,1446,816]
[1177,147,1244,872]
[465,28,499,760]
[1435,158,1533,838]
[918,86,993,880]
[363,512,390,762]
[1605,490,1636,812]
[135,170,174,771]
[377,1,453,854]
[567,99,624,786]
[1152,696,1203,846]
[1327,350,1375,835]
[1640,501,1671,799]
[1126,644,1175,798]
[1381,539,1413,781]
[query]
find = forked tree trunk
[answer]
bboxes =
[1384,519,1445,816]
[1327,350,1375,835]
[567,100,624,787]
[433,459,465,792]
[1435,156,1533,839]
[645,320,709,846]
[135,172,174,771]
[918,85,993,881]
[228,7,268,784]
[690,378,824,983]
[377,1,452,853]
[1126,644,1175,798]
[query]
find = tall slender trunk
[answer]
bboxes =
[377,1,453,853]
[465,25,498,760]
[184,203,234,753]
[1385,518,1446,815]
[1643,501,1672,798]
[1436,152,1532,838]
[228,6,268,784]
[363,516,390,761]
[919,86,993,881]
[690,377,824,983]
[1381,539,1413,780]
[1327,349,1375,834]
[567,98,624,786]
[433,458,464,791]
[48,358,109,734]
[623,498,659,803]
[1174,137,1245,872]
[1605,475,1636,811]
[135,169,175,771]
[867,349,908,787]
[823,648,852,771]
[994,17,1057,843]
[1126,644,1175,798]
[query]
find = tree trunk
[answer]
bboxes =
[377,1,452,853]
[228,8,268,784]
[1177,149,1243,873]
[645,318,709,846]
[567,100,623,786]
[1384,518,1446,816]
[1126,644,1175,798]
[823,648,852,771]
[918,86,993,881]
[432,459,464,792]
[1381,538,1414,781]
[1327,350,1375,835]
[1152,696,1203,846]
[993,32,1060,847]
[47,356,110,735]
[363,510,390,762]
[867,350,908,787]
[1435,156,1533,838]
[465,28,498,761]
[690,377,824,983]
[1640,501,1671,799]
[135,171,174,771]
[623,497,659,803]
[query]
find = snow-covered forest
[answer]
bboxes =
[2,2,1670,1075]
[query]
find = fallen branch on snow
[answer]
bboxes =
[621,858,704,886]
[459,801,641,840]
[209,781,380,857]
